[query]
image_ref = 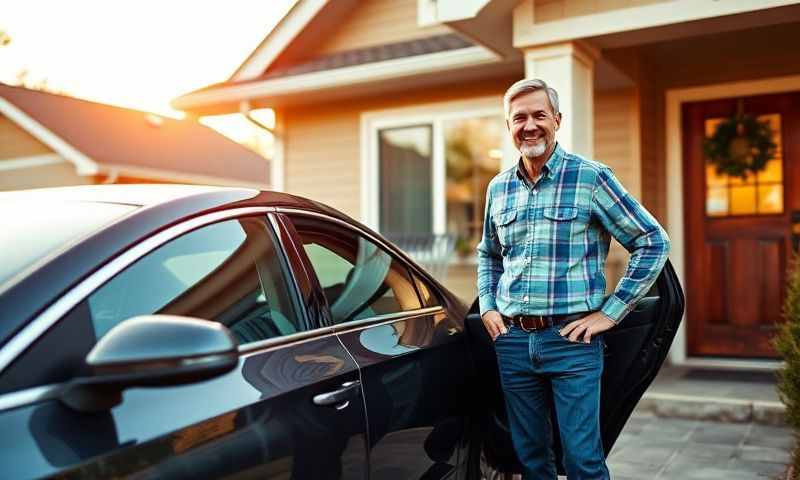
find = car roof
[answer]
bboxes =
[0,184,350,346]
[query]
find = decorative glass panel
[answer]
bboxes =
[443,115,504,249]
[706,188,729,217]
[730,186,757,215]
[758,185,783,214]
[379,125,433,234]
[704,113,783,216]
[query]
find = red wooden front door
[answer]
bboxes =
[683,91,800,358]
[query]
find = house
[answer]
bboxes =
[172,0,800,367]
[0,83,270,190]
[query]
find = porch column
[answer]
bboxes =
[523,41,599,158]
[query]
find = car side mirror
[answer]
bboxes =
[60,315,238,412]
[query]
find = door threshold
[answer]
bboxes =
[677,356,783,371]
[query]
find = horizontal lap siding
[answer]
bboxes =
[0,115,53,159]
[317,0,451,55]
[284,108,361,218]
[594,89,640,198]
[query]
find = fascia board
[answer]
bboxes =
[231,0,329,82]
[514,0,800,48]
[175,46,499,110]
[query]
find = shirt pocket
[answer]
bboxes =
[543,206,578,221]
[492,208,519,249]
[539,205,590,263]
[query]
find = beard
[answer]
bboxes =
[519,140,547,159]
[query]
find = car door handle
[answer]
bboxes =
[313,380,361,410]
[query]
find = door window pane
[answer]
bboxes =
[379,125,433,234]
[291,215,422,324]
[704,113,783,216]
[444,115,504,249]
[86,217,301,345]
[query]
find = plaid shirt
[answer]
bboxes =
[477,144,670,323]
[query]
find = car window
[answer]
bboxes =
[86,216,301,345]
[290,215,421,324]
[412,273,441,308]
[0,216,302,393]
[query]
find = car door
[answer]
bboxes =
[283,211,474,480]
[0,211,368,479]
[466,261,684,477]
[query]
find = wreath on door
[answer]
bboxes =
[703,108,777,180]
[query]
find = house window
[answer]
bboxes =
[444,115,504,247]
[704,114,783,217]
[379,125,433,234]
[367,101,508,260]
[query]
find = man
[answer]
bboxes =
[477,78,670,479]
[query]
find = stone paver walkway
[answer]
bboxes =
[607,411,792,479]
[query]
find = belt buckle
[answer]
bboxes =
[519,315,542,332]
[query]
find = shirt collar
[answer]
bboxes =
[515,143,565,183]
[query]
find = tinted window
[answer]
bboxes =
[85,216,300,345]
[1,216,301,393]
[0,200,135,286]
[291,216,421,324]
[413,273,441,308]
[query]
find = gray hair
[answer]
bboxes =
[503,78,560,119]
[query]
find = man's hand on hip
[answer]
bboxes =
[481,310,507,341]
[559,311,616,343]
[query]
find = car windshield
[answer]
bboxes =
[0,200,136,287]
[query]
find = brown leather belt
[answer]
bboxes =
[502,312,588,332]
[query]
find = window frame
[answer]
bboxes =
[280,209,444,329]
[361,97,515,236]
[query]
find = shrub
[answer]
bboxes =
[775,255,800,478]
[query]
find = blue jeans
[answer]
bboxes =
[494,324,610,480]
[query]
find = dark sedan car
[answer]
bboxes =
[0,185,683,479]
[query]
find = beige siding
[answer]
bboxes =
[0,114,53,159]
[0,162,88,191]
[593,89,641,289]
[594,89,640,198]
[533,0,668,23]
[317,0,451,55]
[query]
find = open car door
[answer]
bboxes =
[465,260,685,477]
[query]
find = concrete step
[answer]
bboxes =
[637,392,786,426]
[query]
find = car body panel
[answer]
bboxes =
[0,336,368,479]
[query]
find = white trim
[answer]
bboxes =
[231,0,329,82]
[665,74,800,366]
[417,0,440,27]
[271,110,285,192]
[174,46,500,111]
[0,153,65,171]
[514,0,800,48]
[96,163,270,190]
[0,98,98,175]
[360,96,504,232]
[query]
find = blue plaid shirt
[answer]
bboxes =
[477,144,670,323]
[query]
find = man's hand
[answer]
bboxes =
[481,310,507,341]
[559,311,616,343]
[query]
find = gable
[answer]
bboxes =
[0,113,54,160]
[267,0,451,74]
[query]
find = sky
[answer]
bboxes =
[0,0,297,117]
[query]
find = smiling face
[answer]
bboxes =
[507,89,561,163]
